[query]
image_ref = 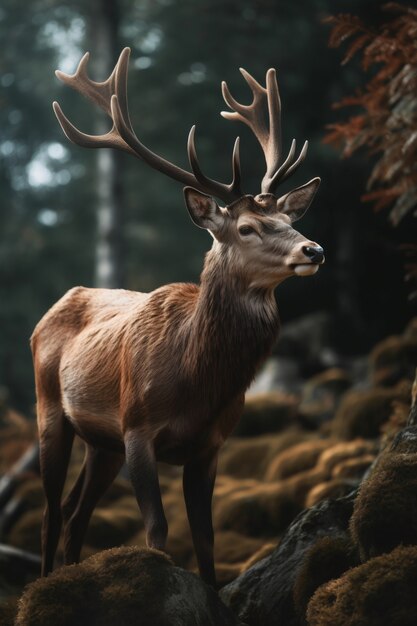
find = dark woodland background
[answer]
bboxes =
[1,0,416,414]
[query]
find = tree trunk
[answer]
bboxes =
[90,0,124,288]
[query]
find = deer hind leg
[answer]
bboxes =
[124,429,168,551]
[63,445,124,565]
[183,450,218,588]
[38,405,75,576]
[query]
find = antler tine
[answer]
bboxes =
[52,101,134,153]
[54,48,244,204]
[53,47,136,155]
[221,67,309,195]
[276,140,309,184]
[186,126,243,200]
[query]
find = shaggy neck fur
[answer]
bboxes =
[183,244,280,410]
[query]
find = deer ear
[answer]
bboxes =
[184,187,223,232]
[276,177,321,222]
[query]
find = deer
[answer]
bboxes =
[31,47,324,588]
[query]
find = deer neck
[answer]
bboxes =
[185,243,280,405]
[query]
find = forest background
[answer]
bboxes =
[1,0,415,413]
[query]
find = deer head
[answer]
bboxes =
[53,48,324,287]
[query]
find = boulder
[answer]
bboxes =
[235,392,299,437]
[350,425,417,560]
[265,438,331,481]
[306,545,417,626]
[218,431,307,480]
[331,383,411,440]
[16,547,241,626]
[220,493,355,626]
[369,334,417,386]
[293,536,358,620]
[300,368,351,424]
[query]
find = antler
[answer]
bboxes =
[221,68,308,194]
[53,47,243,204]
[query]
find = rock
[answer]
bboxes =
[213,481,300,538]
[235,392,299,437]
[305,480,356,508]
[331,383,411,440]
[0,443,40,510]
[273,312,333,373]
[0,543,40,586]
[350,425,417,561]
[249,357,301,395]
[306,545,417,626]
[331,455,375,480]
[0,596,19,626]
[317,440,377,475]
[300,368,351,424]
[265,438,333,481]
[293,536,358,621]
[220,493,355,626]
[84,496,142,550]
[218,431,307,480]
[369,334,417,386]
[16,547,241,626]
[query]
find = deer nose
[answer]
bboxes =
[302,245,324,264]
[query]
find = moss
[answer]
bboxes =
[369,335,417,386]
[84,497,142,549]
[350,449,417,560]
[17,547,237,626]
[331,383,411,440]
[265,439,331,481]
[317,440,377,475]
[214,531,266,565]
[214,483,300,537]
[16,548,174,626]
[331,455,375,480]
[6,509,42,553]
[0,596,19,626]
[218,430,307,480]
[305,479,356,508]
[301,368,352,422]
[306,545,417,626]
[235,392,299,437]
[293,536,358,620]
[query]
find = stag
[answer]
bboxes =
[32,48,324,586]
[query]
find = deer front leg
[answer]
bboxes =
[183,449,218,588]
[124,429,168,551]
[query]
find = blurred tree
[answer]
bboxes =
[90,0,125,287]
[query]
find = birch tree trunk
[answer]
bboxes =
[91,0,124,288]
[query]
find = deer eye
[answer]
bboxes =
[239,225,256,237]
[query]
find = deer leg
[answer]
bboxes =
[63,445,124,565]
[38,407,75,576]
[124,430,168,551]
[183,450,218,588]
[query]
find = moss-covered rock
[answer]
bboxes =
[218,431,307,480]
[301,368,351,424]
[16,547,241,626]
[331,383,411,440]
[235,392,299,437]
[293,536,358,620]
[306,545,417,626]
[350,426,417,560]
[369,334,417,386]
[305,479,355,508]
[265,438,331,481]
